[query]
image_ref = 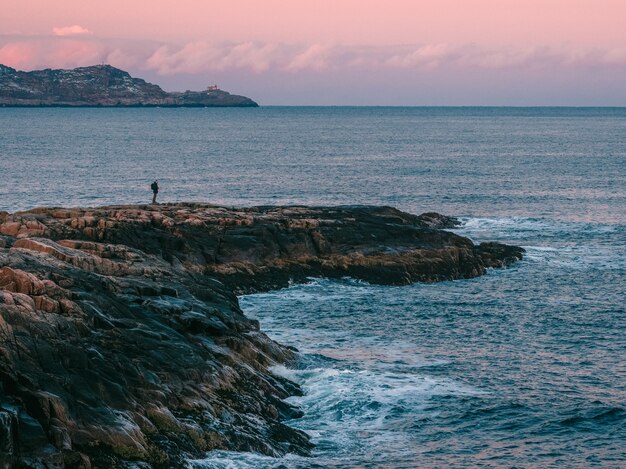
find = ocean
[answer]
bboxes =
[1,107,625,468]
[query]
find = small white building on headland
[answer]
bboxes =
[207,85,219,93]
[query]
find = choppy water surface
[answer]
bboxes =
[1,107,625,467]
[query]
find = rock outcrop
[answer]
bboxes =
[0,204,523,467]
[0,65,258,107]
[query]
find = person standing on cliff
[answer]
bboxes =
[151,180,159,204]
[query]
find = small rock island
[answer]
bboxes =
[0,64,258,107]
[0,204,523,467]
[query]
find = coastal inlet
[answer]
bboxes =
[0,204,523,468]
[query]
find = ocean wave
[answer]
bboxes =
[521,245,625,270]
[453,216,626,270]
[273,362,483,456]
[191,359,483,468]
[454,216,621,239]
[559,406,625,427]
[187,451,312,469]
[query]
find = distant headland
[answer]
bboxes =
[0,64,258,107]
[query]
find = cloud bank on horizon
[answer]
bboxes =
[2,36,625,75]
[1,0,625,105]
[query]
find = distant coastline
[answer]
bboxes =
[0,64,258,107]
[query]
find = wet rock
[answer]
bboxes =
[0,203,523,467]
[0,408,17,455]
[477,241,525,267]
[16,409,50,453]
[416,212,462,229]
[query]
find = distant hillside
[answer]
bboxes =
[0,64,258,107]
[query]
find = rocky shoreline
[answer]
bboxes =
[0,65,258,107]
[0,204,524,468]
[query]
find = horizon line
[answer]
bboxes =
[2,104,626,108]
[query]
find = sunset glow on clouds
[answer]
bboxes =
[3,38,624,75]
[1,0,625,104]
[52,25,90,37]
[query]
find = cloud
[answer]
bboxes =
[52,25,90,37]
[1,36,625,76]
[143,41,626,75]
[0,36,157,70]
[598,47,626,65]
[0,42,37,69]
[285,44,331,71]
[146,41,297,75]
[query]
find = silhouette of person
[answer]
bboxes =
[151,180,159,204]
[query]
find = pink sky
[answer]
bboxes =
[2,0,625,104]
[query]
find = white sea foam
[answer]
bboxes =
[521,245,624,270]
[453,217,625,270]
[187,451,311,469]
[458,216,554,232]
[191,358,483,468]
[455,216,619,240]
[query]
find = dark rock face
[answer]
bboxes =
[415,212,462,229]
[0,65,258,107]
[0,204,523,467]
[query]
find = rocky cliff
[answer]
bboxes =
[0,65,258,107]
[0,204,523,468]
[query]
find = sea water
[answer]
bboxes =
[1,107,625,468]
